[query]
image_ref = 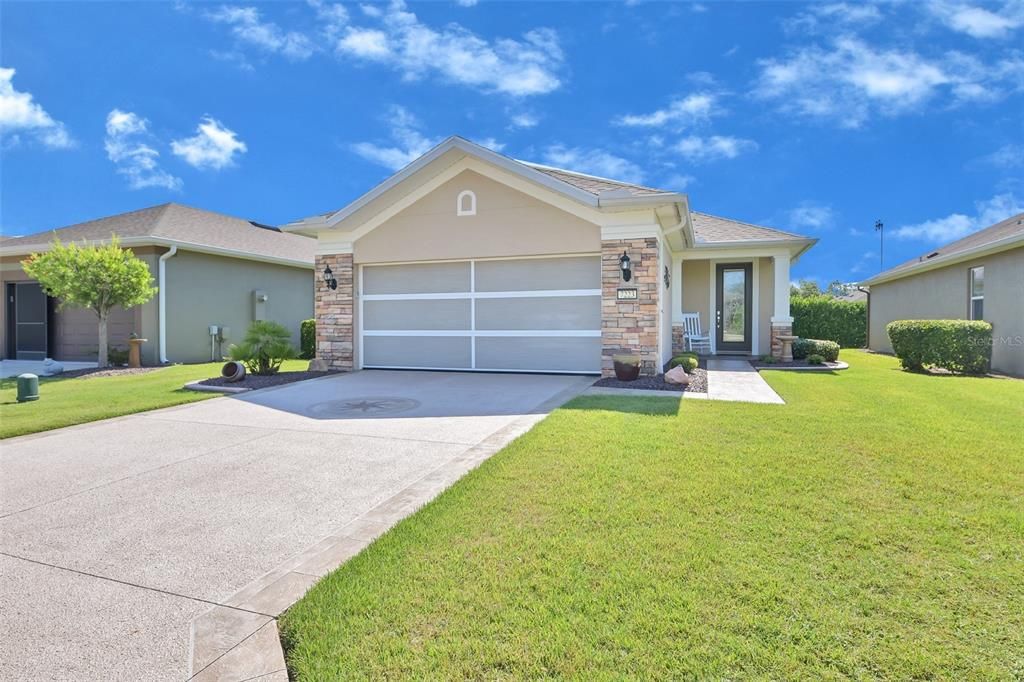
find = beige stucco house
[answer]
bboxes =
[1,203,315,365]
[284,137,816,376]
[863,212,1024,376]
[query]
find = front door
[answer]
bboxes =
[715,263,752,353]
[6,282,49,360]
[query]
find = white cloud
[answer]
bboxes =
[456,0,479,6]
[927,1,1024,38]
[893,193,1024,242]
[351,105,440,170]
[978,143,1024,168]
[541,145,645,185]
[475,137,505,152]
[509,112,539,129]
[850,250,878,275]
[787,201,835,230]
[674,135,757,162]
[205,5,315,60]
[104,109,182,191]
[663,173,696,190]
[0,68,73,149]
[360,3,382,17]
[333,1,563,96]
[171,116,247,170]
[785,2,882,33]
[754,36,1024,127]
[615,93,721,127]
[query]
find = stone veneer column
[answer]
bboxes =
[671,325,687,356]
[770,322,793,360]
[601,237,660,377]
[314,253,354,371]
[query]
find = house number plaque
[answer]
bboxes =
[616,288,638,300]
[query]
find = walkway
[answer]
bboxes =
[705,358,784,404]
[0,359,97,378]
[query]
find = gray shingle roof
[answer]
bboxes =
[1,203,315,265]
[522,163,674,197]
[691,211,810,244]
[874,212,1024,280]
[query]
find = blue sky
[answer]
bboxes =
[2,0,1022,283]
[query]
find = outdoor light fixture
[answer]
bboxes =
[322,264,338,291]
[619,251,632,282]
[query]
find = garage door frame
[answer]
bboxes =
[358,254,602,374]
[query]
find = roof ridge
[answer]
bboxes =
[691,210,807,239]
[520,161,669,194]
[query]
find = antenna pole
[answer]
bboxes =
[874,219,884,272]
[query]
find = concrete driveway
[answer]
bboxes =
[0,370,591,680]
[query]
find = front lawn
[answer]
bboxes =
[0,360,308,439]
[280,351,1024,679]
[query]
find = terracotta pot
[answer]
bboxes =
[613,354,641,381]
[221,361,246,382]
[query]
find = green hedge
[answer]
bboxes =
[300,318,316,360]
[791,295,866,348]
[792,338,840,362]
[886,320,992,374]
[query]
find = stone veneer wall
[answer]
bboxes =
[601,237,660,376]
[671,325,687,356]
[770,322,793,360]
[314,253,354,371]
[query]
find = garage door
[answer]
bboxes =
[360,256,601,373]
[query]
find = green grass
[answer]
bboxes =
[0,359,308,439]
[280,351,1024,679]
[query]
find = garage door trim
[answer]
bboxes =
[358,254,602,374]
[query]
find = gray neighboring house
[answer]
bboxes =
[863,212,1024,376]
[1,203,315,365]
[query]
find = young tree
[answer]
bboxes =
[22,237,157,367]
[789,279,822,298]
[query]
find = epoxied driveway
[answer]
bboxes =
[0,370,591,681]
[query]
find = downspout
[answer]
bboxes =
[857,286,870,348]
[158,245,178,364]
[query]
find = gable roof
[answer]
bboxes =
[283,136,688,233]
[863,212,1024,286]
[1,203,315,268]
[691,211,810,244]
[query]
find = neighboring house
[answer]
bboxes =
[863,212,1024,377]
[1,203,315,365]
[283,137,817,376]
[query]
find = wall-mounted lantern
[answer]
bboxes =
[619,251,632,282]
[322,265,338,291]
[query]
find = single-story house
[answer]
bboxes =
[863,212,1024,376]
[283,137,817,376]
[1,203,315,365]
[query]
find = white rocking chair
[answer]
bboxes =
[681,312,711,354]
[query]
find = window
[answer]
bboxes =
[456,190,476,216]
[969,266,984,320]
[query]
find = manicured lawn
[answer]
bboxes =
[0,360,308,439]
[280,351,1024,679]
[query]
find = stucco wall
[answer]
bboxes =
[758,256,775,356]
[354,169,601,264]
[869,246,1023,376]
[681,259,711,334]
[164,250,313,363]
[660,241,673,365]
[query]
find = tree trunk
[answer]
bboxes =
[97,313,109,368]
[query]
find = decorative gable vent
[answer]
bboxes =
[457,190,477,217]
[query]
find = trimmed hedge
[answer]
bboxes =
[886,320,992,374]
[300,318,316,360]
[793,338,840,362]
[668,354,699,373]
[791,295,866,348]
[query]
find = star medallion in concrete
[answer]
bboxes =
[306,396,421,418]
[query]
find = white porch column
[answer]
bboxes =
[771,253,792,324]
[671,256,683,322]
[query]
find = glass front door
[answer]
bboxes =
[715,263,752,353]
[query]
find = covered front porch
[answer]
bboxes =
[668,249,794,358]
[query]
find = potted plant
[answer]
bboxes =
[613,353,641,381]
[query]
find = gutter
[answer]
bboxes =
[862,232,1024,286]
[158,245,177,364]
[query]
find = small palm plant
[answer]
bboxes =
[229,321,296,375]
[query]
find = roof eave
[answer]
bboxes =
[862,232,1024,286]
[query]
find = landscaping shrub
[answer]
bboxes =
[807,354,825,365]
[793,338,840,362]
[886,320,992,374]
[668,353,699,373]
[107,346,129,366]
[759,355,777,364]
[791,295,866,348]
[229,321,297,375]
[300,318,316,359]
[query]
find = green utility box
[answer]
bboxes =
[17,373,40,403]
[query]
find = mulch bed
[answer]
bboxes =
[593,362,707,393]
[198,370,339,390]
[59,366,166,380]
[751,359,840,369]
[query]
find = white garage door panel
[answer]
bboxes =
[359,255,601,374]
[363,336,472,369]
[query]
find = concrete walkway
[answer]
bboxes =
[0,370,592,681]
[0,359,96,378]
[705,358,785,404]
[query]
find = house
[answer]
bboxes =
[1,203,315,365]
[283,137,816,376]
[862,212,1024,376]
